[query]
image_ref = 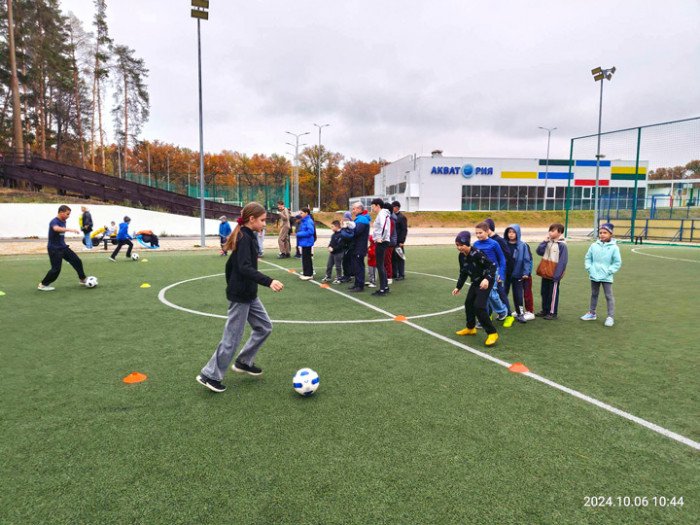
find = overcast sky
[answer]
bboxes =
[60,0,700,163]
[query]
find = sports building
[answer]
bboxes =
[354,151,647,212]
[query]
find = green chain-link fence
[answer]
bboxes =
[566,116,700,242]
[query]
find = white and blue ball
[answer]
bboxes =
[293,368,319,397]
[131,253,140,261]
[84,276,98,288]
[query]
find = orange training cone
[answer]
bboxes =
[394,315,407,322]
[320,283,330,289]
[508,362,529,374]
[123,372,148,384]
[288,269,296,273]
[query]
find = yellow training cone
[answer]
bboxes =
[0,291,6,296]
[140,283,151,288]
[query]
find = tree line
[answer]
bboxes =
[0,0,385,210]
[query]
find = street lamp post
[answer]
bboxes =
[191,0,209,246]
[538,126,557,210]
[313,123,330,210]
[285,130,310,211]
[591,65,616,234]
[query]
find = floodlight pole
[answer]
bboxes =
[285,131,310,211]
[314,123,330,210]
[539,126,557,209]
[592,66,615,235]
[191,1,209,246]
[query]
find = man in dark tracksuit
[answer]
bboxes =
[392,201,407,280]
[38,205,88,291]
[81,206,94,249]
[452,230,500,347]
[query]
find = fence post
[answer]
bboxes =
[630,126,642,241]
[564,139,574,237]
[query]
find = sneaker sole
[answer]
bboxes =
[196,375,226,393]
[232,365,263,376]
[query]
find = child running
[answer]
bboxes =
[452,231,500,347]
[197,202,284,393]
[581,223,621,327]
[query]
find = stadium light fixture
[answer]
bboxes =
[591,66,616,235]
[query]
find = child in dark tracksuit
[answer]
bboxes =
[536,223,568,320]
[504,224,533,323]
[323,221,344,283]
[452,231,500,347]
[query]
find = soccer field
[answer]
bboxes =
[1,243,699,524]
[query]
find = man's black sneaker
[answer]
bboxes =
[232,360,263,376]
[372,290,388,296]
[196,374,226,393]
[534,311,547,317]
[543,314,558,320]
[348,287,364,293]
[394,276,405,281]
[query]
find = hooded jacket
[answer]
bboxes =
[295,215,316,248]
[353,211,371,256]
[225,226,273,303]
[584,238,622,283]
[372,207,391,243]
[503,224,533,279]
[456,247,498,290]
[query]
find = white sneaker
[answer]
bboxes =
[367,282,376,288]
[580,312,597,321]
[37,283,55,291]
[387,278,393,284]
[604,317,614,327]
[299,275,313,281]
[522,312,535,321]
[108,257,116,262]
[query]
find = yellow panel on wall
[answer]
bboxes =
[501,171,538,179]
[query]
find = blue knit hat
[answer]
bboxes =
[455,231,471,246]
[600,223,614,233]
[484,218,495,232]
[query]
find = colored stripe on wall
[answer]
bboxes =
[575,179,610,186]
[538,159,571,166]
[501,171,538,179]
[575,160,612,167]
[537,172,572,180]
[611,173,645,181]
[611,166,647,174]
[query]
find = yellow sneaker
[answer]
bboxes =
[485,333,499,346]
[503,316,514,328]
[455,327,477,336]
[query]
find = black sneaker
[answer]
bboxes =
[196,374,226,393]
[348,287,364,293]
[543,314,558,320]
[534,311,547,317]
[371,290,388,296]
[232,360,263,376]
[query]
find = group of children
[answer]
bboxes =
[454,220,621,346]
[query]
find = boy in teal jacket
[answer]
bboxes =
[581,223,622,327]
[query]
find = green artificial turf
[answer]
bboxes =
[1,244,698,524]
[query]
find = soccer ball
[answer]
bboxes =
[131,253,140,261]
[293,368,319,397]
[84,276,98,288]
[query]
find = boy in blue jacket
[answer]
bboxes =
[109,216,134,261]
[504,224,533,323]
[581,223,622,327]
[473,222,514,327]
[219,215,232,256]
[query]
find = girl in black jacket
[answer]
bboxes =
[197,202,284,393]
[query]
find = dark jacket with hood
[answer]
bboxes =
[225,226,273,303]
[456,247,498,290]
[503,224,533,279]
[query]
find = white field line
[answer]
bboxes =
[260,260,700,451]
[631,247,700,263]
[157,268,461,324]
